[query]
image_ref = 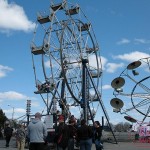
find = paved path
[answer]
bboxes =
[0,137,18,150]
[0,138,150,150]
[104,142,150,150]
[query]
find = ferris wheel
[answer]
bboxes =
[110,57,150,123]
[30,0,105,122]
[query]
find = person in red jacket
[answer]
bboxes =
[56,115,70,150]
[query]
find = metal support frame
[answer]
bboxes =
[85,63,118,144]
[61,78,66,115]
[82,59,88,124]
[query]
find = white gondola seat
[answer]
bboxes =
[90,71,102,78]
[90,94,99,102]
[51,3,64,11]
[66,7,80,15]
[31,40,49,55]
[37,15,51,24]
[79,23,91,31]
[86,47,99,53]
[31,45,45,55]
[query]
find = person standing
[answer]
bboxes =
[68,119,77,150]
[4,123,13,147]
[27,112,47,150]
[94,121,103,150]
[77,119,93,150]
[55,115,69,150]
[16,124,26,150]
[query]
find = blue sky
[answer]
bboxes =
[0,0,150,126]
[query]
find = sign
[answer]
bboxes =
[139,126,150,137]
[45,115,53,129]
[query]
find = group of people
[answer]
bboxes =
[3,122,26,150]
[27,112,103,150]
[3,112,103,150]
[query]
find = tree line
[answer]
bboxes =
[106,122,132,132]
[0,109,8,128]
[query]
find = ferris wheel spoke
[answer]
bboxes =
[136,77,150,94]
[60,21,100,103]
[130,76,150,116]
[119,92,150,99]
[132,98,150,109]
[141,106,150,123]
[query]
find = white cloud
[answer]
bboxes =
[0,65,13,78]
[4,108,26,113]
[89,55,123,73]
[117,38,130,45]
[89,55,107,70]
[0,0,35,33]
[70,106,81,118]
[0,91,29,100]
[45,61,50,68]
[102,84,112,90]
[113,51,150,62]
[3,107,26,119]
[31,101,40,107]
[89,55,101,68]
[134,38,150,44]
[106,62,124,73]
[100,56,108,70]
[15,108,26,113]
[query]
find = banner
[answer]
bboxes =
[139,126,150,137]
[45,115,53,129]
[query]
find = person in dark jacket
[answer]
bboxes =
[4,123,13,147]
[56,115,70,150]
[68,119,77,150]
[94,121,103,150]
[77,119,92,150]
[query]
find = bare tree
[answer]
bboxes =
[114,122,131,132]
[123,122,131,132]
[104,122,114,131]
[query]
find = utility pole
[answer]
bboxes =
[26,100,31,125]
[8,105,14,120]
